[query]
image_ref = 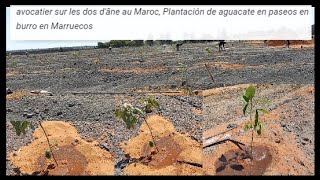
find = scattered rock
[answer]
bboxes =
[57,111,63,116]
[6,88,13,95]
[68,103,75,107]
[47,163,56,170]
[26,113,33,118]
[227,124,237,129]
[115,159,130,169]
[34,109,40,114]
[102,143,109,151]
[87,138,94,143]
[7,108,13,112]
[298,160,305,166]
[275,139,281,143]
[303,137,309,142]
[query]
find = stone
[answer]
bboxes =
[68,103,75,107]
[102,143,109,151]
[227,124,237,129]
[26,113,33,118]
[6,88,13,95]
[34,109,40,114]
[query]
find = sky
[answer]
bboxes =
[6,6,315,51]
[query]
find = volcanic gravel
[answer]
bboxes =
[6,41,314,175]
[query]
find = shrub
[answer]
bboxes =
[97,42,108,48]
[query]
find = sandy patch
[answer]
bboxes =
[8,121,114,175]
[6,90,33,101]
[122,115,204,175]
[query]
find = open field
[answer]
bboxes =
[6,41,314,175]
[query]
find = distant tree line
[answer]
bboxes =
[7,46,96,55]
[97,40,215,48]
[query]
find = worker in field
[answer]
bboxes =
[176,43,183,51]
[218,40,226,51]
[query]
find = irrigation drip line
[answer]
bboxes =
[203,126,238,140]
[70,91,185,95]
[203,138,246,150]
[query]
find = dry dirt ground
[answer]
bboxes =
[203,84,314,175]
[7,121,114,175]
[121,115,203,175]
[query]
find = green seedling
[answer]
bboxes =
[205,47,212,54]
[242,85,272,159]
[45,150,52,159]
[176,63,195,95]
[115,97,160,152]
[10,121,59,166]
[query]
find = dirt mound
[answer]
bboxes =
[122,115,203,175]
[8,121,114,175]
[203,112,314,175]
[38,145,88,175]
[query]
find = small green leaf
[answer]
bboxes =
[243,95,249,103]
[244,123,252,131]
[45,151,51,159]
[149,141,154,147]
[133,107,144,115]
[148,98,160,110]
[257,99,272,105]
[245,85,256,100]
[257,123,262,135]
[243,103,248,116]
[21,121,30,135]
[11,121,22,136]
[10,121,31,136]
[254,110,259,129]
[115,109,123,119]
[257,109,270,114]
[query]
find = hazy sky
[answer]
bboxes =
[6,6,315,51]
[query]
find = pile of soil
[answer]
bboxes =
[121,115,203,175]
[8,121,114,175]
[203,108,314,175]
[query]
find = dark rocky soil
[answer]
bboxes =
[6,41,314,175]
